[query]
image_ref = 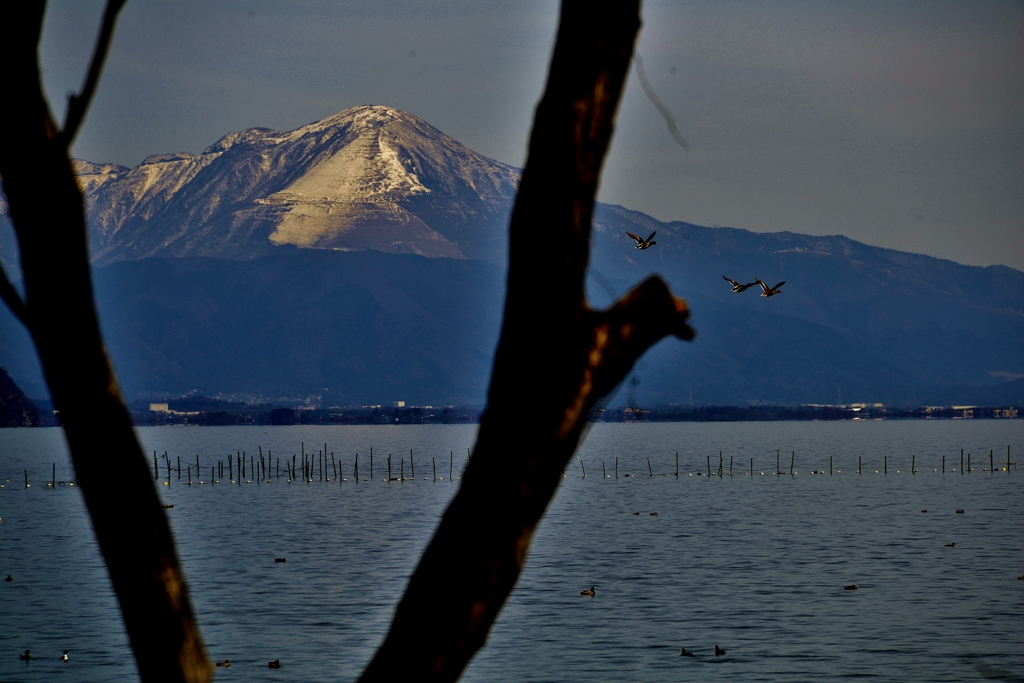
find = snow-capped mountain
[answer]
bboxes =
[70,106,520,265]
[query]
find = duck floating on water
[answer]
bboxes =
[268,659,281,669]
[944,543,955,547]
[19,650,31,661]
[215,659,230,668]
[61,650,68,662]
[680,647,695,657]
[714,645,727,656]
[580,586,596,597]
[844,584,858,590]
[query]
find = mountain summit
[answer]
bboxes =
[71,106,520,265]
[1,107,1021,406]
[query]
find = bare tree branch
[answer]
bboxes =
[360,2,694,681]
[58,0,127,148]
[0,264,28,326]
[0,3,211,681]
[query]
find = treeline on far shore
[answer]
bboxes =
[131,405,483,427]
[5,396,1020,429]
[591,404,1020,422]
[131,402,1019,427]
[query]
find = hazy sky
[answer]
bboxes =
[40,0,1024,271]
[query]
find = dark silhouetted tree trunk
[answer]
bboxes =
[360,1,694,681]
[0,2,211,681]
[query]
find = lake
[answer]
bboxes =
[1,420,1022,682]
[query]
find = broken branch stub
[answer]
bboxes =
[359,2,694,682]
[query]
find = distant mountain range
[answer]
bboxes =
[1,106,1021,407]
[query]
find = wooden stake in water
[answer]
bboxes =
[52,463,55,489]
[615,456,618,479]
[178,456,182,479]
[24,469,28,489]
[708,455,711,477]
[450,451,453,481]
[912,454,915,474]
[830,456,833,476]
[433,457,436,482]
[410,448,414,478]
[858,456,861,475]
[990,450,993,474]
[884,456,887,475]
[188,466,192,485]
[355,454,359,481]
[647,457,653,477]
[153,451,158,480]
[942,455,945,474]
[790,451,795,476]
[750,458,753,477]
[401,458,404,482]
[729,456,733,476]
[719,452,723,478]
[580,458,586,478]
[968,452,971,473]
[603,461,607,478]
[676,452,679,477]
[777,450,780,476]
[388,455,391,483]
[961,449,964,475]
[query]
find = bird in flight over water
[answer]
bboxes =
[722,276,757,293]
[627,231,657,250]
[755,278,785,297]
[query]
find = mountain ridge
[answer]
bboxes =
[0,106,1021,406]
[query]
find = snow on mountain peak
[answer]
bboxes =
[66,106,521,264]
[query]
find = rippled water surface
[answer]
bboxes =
[1,421,1022,682]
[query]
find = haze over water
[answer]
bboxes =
[1,421,1022,682]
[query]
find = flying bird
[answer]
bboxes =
[755,278,785,297]
[722,276,757,293]
[627,231,657,250]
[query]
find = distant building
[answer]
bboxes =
[393,401,405,408]
[150,403,169,413]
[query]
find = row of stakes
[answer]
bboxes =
[576,447,1016,479]
[11,445,1015,490]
